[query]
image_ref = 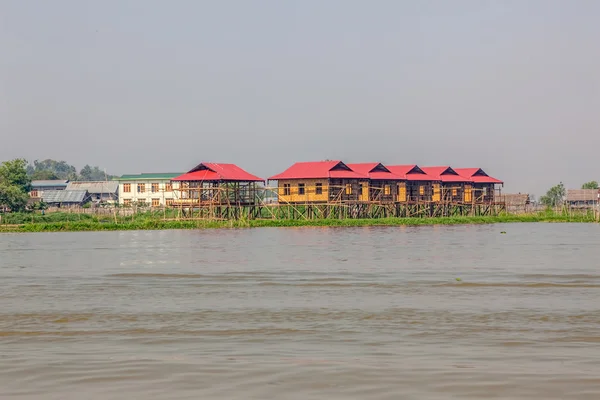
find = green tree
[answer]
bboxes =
[540,182,566,207]
[0,159,32,211]
[0,159,32,192]
[581,181,599,190]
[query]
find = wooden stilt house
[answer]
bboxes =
[171,163,264,206]
[454,168,503,204]
[386,165,436,203]
[268,161,367,204]
[345,163,404,203]
[421,166,471,203]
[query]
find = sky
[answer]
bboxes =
[1,0,599,196]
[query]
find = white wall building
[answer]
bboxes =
[114,173,183,207]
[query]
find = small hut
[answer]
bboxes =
[268,161,367,203]
[346,163,404,203]
[386,165,435,202]
[171,163,264,206]
[454,168,503,203]
[566,189,599,208]
[421,166,471,203]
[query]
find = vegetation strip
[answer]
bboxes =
[0,211,595,233]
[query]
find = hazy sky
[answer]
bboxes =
[1,0,599,196]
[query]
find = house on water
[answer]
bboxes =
[268,161,367,204]
[345,163,404,203]
[171,163,264,206]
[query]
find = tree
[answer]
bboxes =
[0,159,31,211]
[31,169,59,180]
[28,159,78,180]
[78,165,112,181]
[0,159,32,192]
[582,181,599,190]
[540,182,565,207]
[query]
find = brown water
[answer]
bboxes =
[2,224,600,399]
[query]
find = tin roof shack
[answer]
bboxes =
[29,180,68,199]
[421,167,471,203]
[66,181,119,205]
[172,163,264,206]
[41,190,88,208]
[268,161,367,204]
[566,189,599,208]
[346,163,404,203]
[454,168,503,204]
[386,165,435,203]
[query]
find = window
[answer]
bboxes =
[151,183,159,193]
[345,184,352,195]
[298,183,305,195]
[123,183,131,193]
[315,183,323,195]
[123,199,132,207]
[137,183,145,193]
[283,183,291,196]
[419,186,425,196]
[452,188,458,197]
[30,190,38,197]
[152,198,160,207]
[138,199,146,206]
[166,199,174,206]
[384,185,391,195]
[165,183,173,192]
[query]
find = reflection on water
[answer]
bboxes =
[2,224,600,399]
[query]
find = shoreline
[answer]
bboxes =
[0,213,596,233]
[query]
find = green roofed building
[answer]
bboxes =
[113,173,184,207]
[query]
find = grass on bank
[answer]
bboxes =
[0,209,596,233]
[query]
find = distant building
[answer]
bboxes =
[113,173,183,207]
[566,189,599,208]
[29,180,69,198]
[66,181,119,205]
[41,190,88,208]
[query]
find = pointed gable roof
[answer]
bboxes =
[454,168,503,184]
[268,161,367,181]
[386,165,436,181]
[421,166,470,183]
[346,163,404,180]
[172,163,263,182]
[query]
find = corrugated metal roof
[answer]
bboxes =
[42,190,87,203]
[268,161,367,180]
[346,163,404,181]
[173,163,263,182]
[387,165,436,181]
[567,189,599,202]
[31,180,69,188]
[454,168,503,184]
[66,181,118,194]
[421,166,469,183]
[114,173,183,181]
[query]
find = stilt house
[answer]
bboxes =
[172,163,264,206]
[269,161,367,203]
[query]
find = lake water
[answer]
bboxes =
[1,223,600,399]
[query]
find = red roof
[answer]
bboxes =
[454,168,503,184]
[346,163,405,181]
[387,165,436,181]
[173,163,263,182]
[421,166,470,183]
[268,161,367,181]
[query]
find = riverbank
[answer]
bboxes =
[0,211,596,232]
